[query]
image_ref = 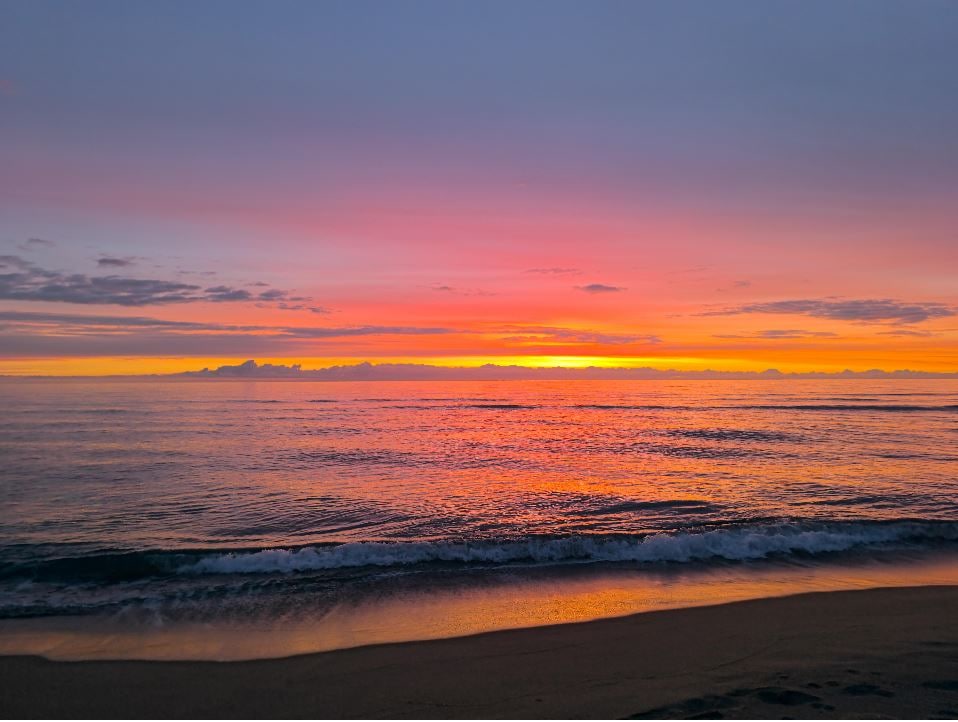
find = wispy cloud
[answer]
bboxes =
[701,298,955,325]
[496,325,660,346]
[876,329,939,338]
[576,283,626,294]
[429,284,495,297]
[713,329,838,340]
[15,237,55,252]
[0,310,451,337]
[97,256,136,268]
[0,311,666,357]
[524,267,582,276]
[0,310,455,355]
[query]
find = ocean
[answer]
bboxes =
[1,378,957,660]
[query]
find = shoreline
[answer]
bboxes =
[3,548,957,663]
[3,585,958,718]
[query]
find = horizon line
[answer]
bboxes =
[3,359,958,380]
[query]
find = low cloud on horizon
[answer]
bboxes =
[171,359,958,381]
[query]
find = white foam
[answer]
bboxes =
[178,521,958,575]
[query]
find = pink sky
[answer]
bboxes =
[1,1,956,374]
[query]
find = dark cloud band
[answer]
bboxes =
[701,298,955,325]
[0,255,312,308]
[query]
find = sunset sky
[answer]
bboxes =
[1,0,957,375]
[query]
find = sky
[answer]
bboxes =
[1,0,957,375]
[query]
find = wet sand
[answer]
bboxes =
[2,585,957,719]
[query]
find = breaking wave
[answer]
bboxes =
[4,520,958,620]
[176,520,958,575]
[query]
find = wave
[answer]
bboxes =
[345,402,957,412]
[193,400,958,413]
[464,403,538,409]
[663,428,796,442]
[175,520,958,575]
[572,404,695,410]
[567,499,722,516]
[741,404,958,412]
[6,522,956,589]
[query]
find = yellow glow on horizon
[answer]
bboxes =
[1,352,955,377]
[0,355,756,376]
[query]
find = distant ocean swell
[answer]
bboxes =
[389,403,958,412]
[152,400,958,412]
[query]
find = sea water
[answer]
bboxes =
[1,378,957,659]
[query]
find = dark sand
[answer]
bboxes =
[2,586,958,719]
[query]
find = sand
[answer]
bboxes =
[2,585,958,719]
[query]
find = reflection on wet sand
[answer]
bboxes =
[3,550,957,661]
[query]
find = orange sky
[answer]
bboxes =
[1,2,956,376]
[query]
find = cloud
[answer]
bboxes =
[172,361,958,381]
[429,284,495,297]
[0,255,203,305]
[524,267,582,276]
[15,237,55,252]
[203,285,253,302]
[184,360,308,377]
[0,311,664,357]
[701,298,955,325]
[0,310,456,356]
[97,256,135,268]
[716,279,753,293]
[255,288,323,311]
[1,311,658,353]
[0,255,315,308]
[714,329,839,340]
[576,283,626,294]
[0,310,450,337]
[0,310,210,330]
[283,325,453,339]
[496,325,659,345]
[876,329,938,337]
[668,265,711,276]
[257,288,289,301]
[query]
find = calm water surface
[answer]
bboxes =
[1,379,956,658]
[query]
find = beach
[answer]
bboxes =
[4,0,958,717]
[3,585,957,719]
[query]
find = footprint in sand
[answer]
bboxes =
[628,686,821,719]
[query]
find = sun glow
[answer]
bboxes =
[3,352,954,377]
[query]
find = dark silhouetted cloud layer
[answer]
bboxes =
[703,299,955,325]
